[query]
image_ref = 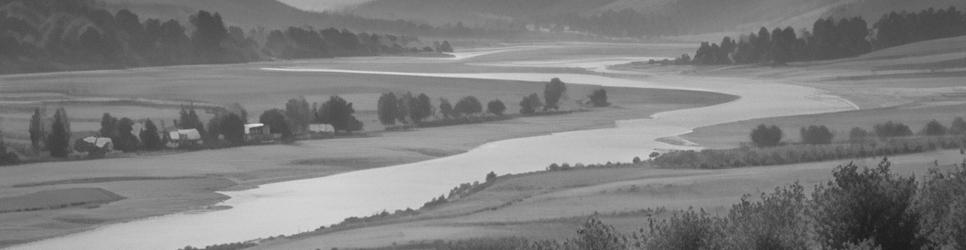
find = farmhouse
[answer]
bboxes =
[245,123,273,142]
[167,129,202,147]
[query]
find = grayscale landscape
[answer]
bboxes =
[1,0,965,249]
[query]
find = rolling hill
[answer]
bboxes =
[349,0,966,35]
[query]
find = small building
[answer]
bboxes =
[167,129,202,147]
[308,123,335,134]
[80,136,113,151]
[244,123,273,142]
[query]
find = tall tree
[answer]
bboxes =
[260,109,292,139]
[544,78,567,111]
[285,97,312,132]
[220,113,245,145]
[28,108,45,152]
[377,92,398,126]
[48,108,70,158]
[439,98,454,119]
[100,113,118,138]
[140,119,162,150]
[487,99,506,116]
[115,117,140,152]
[411,93,434,123]
[317,96,360,133]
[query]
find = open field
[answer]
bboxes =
[253,149,961,249]
[0,50,734,247]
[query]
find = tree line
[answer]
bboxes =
[22,95,362,159]
[375,78,609,128]
[0,0,451,74]
[686,6,966,65]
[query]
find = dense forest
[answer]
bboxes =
[0,0,443,74]
[687,6,966,65]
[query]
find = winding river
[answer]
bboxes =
[13,45,857,250]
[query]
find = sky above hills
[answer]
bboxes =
[278,0,369,11]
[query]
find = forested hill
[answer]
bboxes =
[0,0,444,74]
[350,0,966,37]
[97,0,520,37]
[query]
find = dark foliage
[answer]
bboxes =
[47,108,70,158]
[0,0,435,74]
[750,124,783,147]
[411,93,434,123]
[921,119,948,136]
[259,109,291,139]
[114,117,140,152]
[454,96,483,116]
[219,114,245,146]
[800,125,833,145]
[28,108,45,152]
[0,131,20,166]
[139,119,162,150]
[487,99,506,116]
[874,121,913,139]
[99,113,118,138]
[850,127,871,143]
[519,93,543,115]
[285,97,312,132]
[543,78,567,111]
[810,159,922,250]
[316,96,362,133]
[588,88,610,107]
[439,98,455,119]
[873,7,966,49]
[377,92,398,125]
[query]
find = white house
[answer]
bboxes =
[167,129,202,147]
[308,123,335,134]
[80,136,113,151]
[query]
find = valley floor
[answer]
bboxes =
[0,65,730,247]
[247,36,966,249]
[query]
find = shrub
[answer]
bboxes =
[950,117,966,135]
[519,93,542,114]
[800,125,833,145]
[638,208,725,249]
[874,121,912,139]
[849,127,870,142]
[750,124,782,147]
[915,163,966,249]
[569,217,627,250]
[723,183,809,250]
[588,88,610,107]
[454,96,483,116]
[921,119,948,136]
[809,159,922,250]
[439,98,454,119]
[487,99,506,116]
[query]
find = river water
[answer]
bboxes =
[13,45,857,250]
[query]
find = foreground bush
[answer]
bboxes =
[810,159,922,250]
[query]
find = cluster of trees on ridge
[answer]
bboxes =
[376,78,610,128]
[683,6,966,65]
[0,0,452,74]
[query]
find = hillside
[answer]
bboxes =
[99,0,325,28]
[351,0,966,35]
